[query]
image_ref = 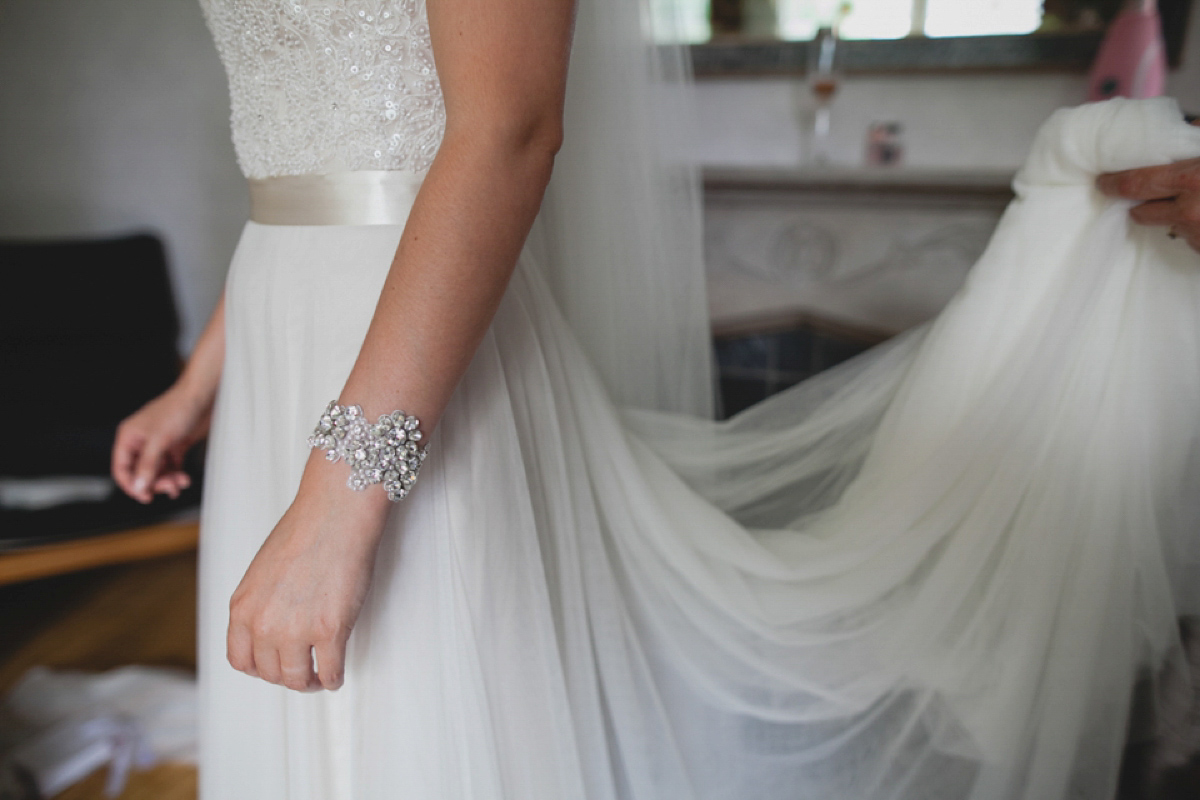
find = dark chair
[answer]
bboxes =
[0,234,202,581]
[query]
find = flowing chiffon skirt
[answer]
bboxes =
[198,98,1200,800]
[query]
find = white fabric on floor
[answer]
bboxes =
[1,666,197,796]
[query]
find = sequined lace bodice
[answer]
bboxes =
[200,0,445,179]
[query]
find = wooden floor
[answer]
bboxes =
[0,551,199,800]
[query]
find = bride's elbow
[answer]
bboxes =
[446,109,564,167]
[507,109,564,159]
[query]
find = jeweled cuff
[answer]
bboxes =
[306,401,429,502]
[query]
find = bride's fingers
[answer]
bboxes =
[313,639,346,691]
[111,430,144,498]
[152,471,191,499]
[153,475,178,499]
[226,620,258,678]
[279,643,320,692]
[253,643,283,686]
[131,438,168,503]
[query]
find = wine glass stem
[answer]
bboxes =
[813,105,832,163]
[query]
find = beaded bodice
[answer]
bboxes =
[199,0,445,179]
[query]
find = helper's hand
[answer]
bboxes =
[1096,120,1200,254]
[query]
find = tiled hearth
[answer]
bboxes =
[714,320,879,418]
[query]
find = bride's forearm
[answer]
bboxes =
[336,129,559,431]
[294,0,573,514]
[294,132,559,514]
[175,293,226,413]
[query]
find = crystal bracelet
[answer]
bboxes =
[306,401,428,502]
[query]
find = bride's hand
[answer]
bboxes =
[112,384,213,503]
[226,459,391,692]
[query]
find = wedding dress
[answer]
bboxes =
[196,1,1200,798]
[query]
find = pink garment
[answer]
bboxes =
[1088,0,1168,101]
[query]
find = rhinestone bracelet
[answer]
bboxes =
[306,401,428,502]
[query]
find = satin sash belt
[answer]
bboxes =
[248,170,424,226]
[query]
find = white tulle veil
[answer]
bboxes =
[526,3,1200,792]
[525,0,715,418]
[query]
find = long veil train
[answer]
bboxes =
[527,0,1200,794]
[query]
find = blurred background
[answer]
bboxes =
[0,1,1198,798]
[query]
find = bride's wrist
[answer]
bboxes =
[171,370,218,416]
[309,399,431,503]
[297,449,394,528]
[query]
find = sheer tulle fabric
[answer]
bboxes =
[530,0,716,418]
[199,97,1200,800]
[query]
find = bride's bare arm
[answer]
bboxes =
[226,0,576,692]
[336,0,574,433]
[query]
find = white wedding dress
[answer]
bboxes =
[196,1,1200,799]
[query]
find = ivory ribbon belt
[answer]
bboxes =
[248,170,425,226]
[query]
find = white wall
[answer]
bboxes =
[0,1,1195,350]
[688,73,1088,169]
[0,0,245,351]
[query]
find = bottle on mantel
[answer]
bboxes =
[1087,0,1167,101]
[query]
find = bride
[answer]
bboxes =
[109,0,1200,797]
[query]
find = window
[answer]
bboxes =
[783,0,916,40]
[923,0,1044,37]
[667,0,1049,43]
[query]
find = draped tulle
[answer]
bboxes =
[198,96,1200,800]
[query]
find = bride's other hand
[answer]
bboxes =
[112,385,212,503]
[226,456,391,692]
[1097,120,1200,253]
